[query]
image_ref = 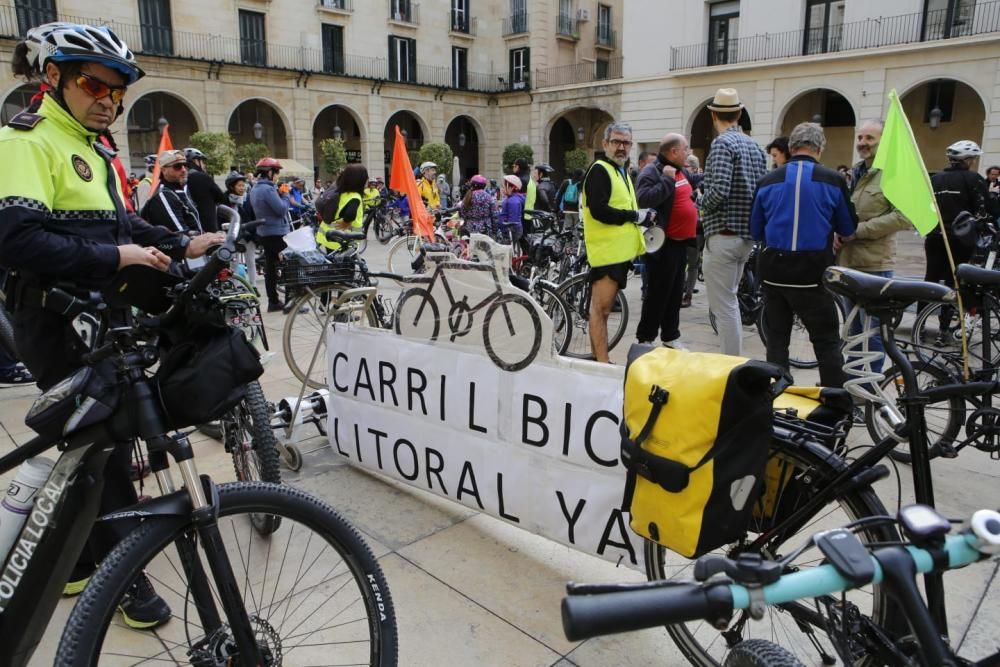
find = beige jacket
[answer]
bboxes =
[835,166,912,272]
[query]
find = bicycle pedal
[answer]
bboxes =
[935,440,959,459]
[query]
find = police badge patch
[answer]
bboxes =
[72,155,93,182]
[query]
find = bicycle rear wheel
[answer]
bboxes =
[224,380,282,535]
[530,281,573,356]
[282,284,380,390]
[756,296,845,370]
[647,435,895,667]
[56,482,397,666]
[911,301,1000,366]
[557,272,629,359]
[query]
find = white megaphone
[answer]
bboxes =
[643,225,665,254]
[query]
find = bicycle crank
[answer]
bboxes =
[966,406,1000,453]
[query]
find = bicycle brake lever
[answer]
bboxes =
[694,553,783,586]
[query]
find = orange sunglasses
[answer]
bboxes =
[75,73,128,104]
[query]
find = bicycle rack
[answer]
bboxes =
[273,287,377,471]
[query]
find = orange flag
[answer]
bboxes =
[148,123,174,197]
[388,125,434,240]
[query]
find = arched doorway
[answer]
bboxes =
[383,110,424,175]
[313,104,363,182]
[689,103,753,164]
[126,91,199,173]
[228,99,288,158]
[778,89,856,168]
[1,83,41,125]
[547,107,615,182]
[444,115,480,183]
[900,79,986,173]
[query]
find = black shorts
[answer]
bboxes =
[588,261,631,290]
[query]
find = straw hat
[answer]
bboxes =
[706,88,744,113]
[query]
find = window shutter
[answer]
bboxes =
[407,38,417,82]
[388,36,398,81]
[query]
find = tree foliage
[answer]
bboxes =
[319,137,347,177]
[502,144,534,173]
[564,148,589,173]
[417,143,454,172]
[233,143,270,174]
[188,131,235,176]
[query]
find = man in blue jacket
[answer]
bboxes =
[248,157,291,311]
[750,122,857,387]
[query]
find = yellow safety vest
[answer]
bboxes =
[523,177,537,221]
[363,187,380,209]
[581,160,645,267]
[316,191,363,251]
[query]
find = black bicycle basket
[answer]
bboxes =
[277,254,358,288]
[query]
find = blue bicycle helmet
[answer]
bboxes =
[25,22,144,84]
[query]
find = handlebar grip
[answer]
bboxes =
[187,245,231,295]
[561,584,720,642]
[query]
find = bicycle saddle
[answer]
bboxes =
[325,229,366,242]
[823,266,955,305]
[956,263,1000,287]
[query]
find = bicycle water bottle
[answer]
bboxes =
[236,263,248,280]
[0,457,54,565]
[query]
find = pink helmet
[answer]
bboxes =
[503,174,521,191]
[470,174,487,186]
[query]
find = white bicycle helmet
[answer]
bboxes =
[25,22,144,84]
[946,140,982,161]
[419,161,437,172]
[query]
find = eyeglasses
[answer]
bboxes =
[607,139,633,148]
[75,73,128,104]
[165,164,188,171]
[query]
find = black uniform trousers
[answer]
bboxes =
[761,283,846,388]
[635,239,689,344]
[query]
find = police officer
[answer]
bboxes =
[0,22,222,628]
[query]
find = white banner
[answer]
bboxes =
[326,326,641,566]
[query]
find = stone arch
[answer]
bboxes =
[545,106,616,180]
[898,78,986,172]
[313,104,366,181]
[125,90,202,172]
[227,98,290,158]
[776,88,858,167]
[687,98,753,164]
[444,114,484,183]
[383,109,428,173]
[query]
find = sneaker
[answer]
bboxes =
[680,294,692,308]
[0,363,34,387]
[63,576,90,597]
[118,573,171,630]
[663,337,689,351]
[267,301,285,313]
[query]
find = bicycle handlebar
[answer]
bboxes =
[561,509,999,643]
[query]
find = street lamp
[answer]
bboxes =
[333,109,343,140]
[253,121,264,141]
[157,117,168,133]
[458,132,466,147]
[811,113,823,124]
[577,126,585,142]
[929,80,943,130]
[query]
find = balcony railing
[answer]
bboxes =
[502,12,528,36]
[557,13,579,38]
[0,5,519,92]
[595,26,615,49]
[449,11,477,35]
[671,0,1000,70]
[387,1,418,24]
[534,57,623,88]
[318,0,353,11]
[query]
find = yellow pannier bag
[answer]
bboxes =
[621,345,784,559]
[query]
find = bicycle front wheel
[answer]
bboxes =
[482,293,542,371]
[225,380,282,535]
[56,482,398,666]
[282,284,380,389]
[556,272,628,359]
[386,235,424,274]
[648,436,895,667]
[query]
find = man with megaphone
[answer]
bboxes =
[635,133,699,350]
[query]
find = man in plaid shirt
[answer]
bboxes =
[700,88,767,356]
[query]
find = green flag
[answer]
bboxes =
[871,89,941,236]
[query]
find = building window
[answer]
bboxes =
[597,4,612,44]
[238,9,267,67]
[451,0,470,32]
[509,46,529,89]
[803,0,844,55]
[322,24,344,74]
[388,35,416,82]
[595,58,609,80]
[707,1,740,66]
[390,0,413,23]
[509,0,527,33]
[14,0,57,36]
[452,46,468,89]
[138,0,173,56]
[923,0,976,40]
[321,0,348,8]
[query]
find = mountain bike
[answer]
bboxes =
[0,216,397,666]
[564,503,1000,667]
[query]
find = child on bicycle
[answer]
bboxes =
[498,174,525,245]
